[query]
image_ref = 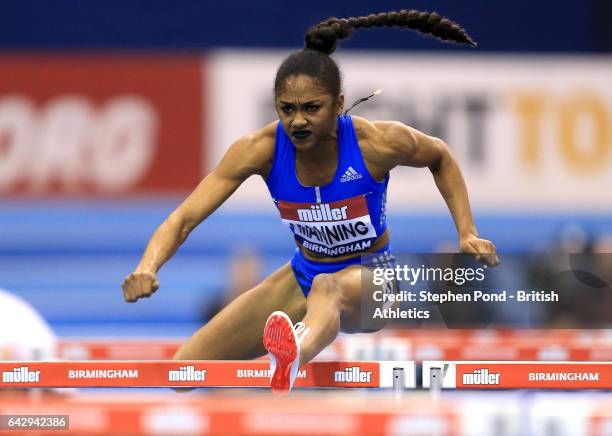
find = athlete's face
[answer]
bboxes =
[276,74,344,151]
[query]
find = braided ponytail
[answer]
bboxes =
[274,10,475,104]
[305,10,476,55]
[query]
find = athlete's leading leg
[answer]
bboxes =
[173,262,306,361]
[298,265,389,366]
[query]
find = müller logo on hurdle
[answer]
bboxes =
[461,368,501,386]
[168,366,207,382]
[2,367,40,383]
[333,366,373,383]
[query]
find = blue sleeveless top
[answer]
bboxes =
[266,114,390,258]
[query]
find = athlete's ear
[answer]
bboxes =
[336,95,345,115]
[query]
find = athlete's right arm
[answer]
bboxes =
[122,123,277,302]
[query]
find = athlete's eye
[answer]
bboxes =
[306,105,320,112]
[281,106,293,114]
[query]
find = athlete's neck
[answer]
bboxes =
[295,133,337,167]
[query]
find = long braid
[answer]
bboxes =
[305,10,476,55]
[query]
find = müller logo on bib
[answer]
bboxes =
[278,195,377,257]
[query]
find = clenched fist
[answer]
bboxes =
[122,270,159,302]
[460,235,500,267]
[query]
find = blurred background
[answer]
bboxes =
[1,0,610,337]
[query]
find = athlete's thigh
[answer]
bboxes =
[174,262,306,360]
[331,264,395,334]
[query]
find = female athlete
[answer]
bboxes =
[122,9,500,393]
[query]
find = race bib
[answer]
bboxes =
[278,195,377,256]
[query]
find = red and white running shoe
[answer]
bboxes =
[263,311,310,394]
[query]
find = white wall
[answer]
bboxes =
[206,51,612,213]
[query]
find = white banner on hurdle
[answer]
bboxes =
[423,361,612,389]
[0,360,416,389]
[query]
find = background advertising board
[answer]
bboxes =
[0,55,204,196]
[207,51,612,212]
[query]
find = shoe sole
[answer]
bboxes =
[263,311,298,394]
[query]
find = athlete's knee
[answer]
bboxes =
[335,274,364,314]
[310,272,361,314]
[309,274,342,304]
[311,272,334,287]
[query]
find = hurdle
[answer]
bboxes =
[0,360,416,389]
[423,361,612,390]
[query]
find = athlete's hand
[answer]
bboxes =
[460,235,500,267]
[122,270,159,302]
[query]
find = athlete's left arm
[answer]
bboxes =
[372,120,500,266]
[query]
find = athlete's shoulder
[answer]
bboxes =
[250,121,279,177]
[242,120,277,154]
[350,115,380,143]
[350,116,416,169]
[218,121,278,179]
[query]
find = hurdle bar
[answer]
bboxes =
[423,361,612,390]
[0,360,416,389]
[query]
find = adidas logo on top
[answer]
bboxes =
[340,166,363,182]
